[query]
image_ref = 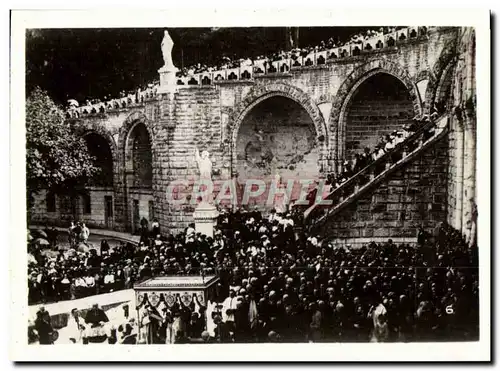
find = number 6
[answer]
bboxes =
[445,305,454,314]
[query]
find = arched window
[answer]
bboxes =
[241,70,251,79]
[202,76,212,85]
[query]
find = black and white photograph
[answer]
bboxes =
[9,8,490,362]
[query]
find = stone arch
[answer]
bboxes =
[81,130,116,187]
[414,69,431,106]
[329,59,422,173]
[227,83,328,174]
[119,111,155,188]
[74,122,118,162]
[433,61,456,113]
[424,38,458,114]
[118,111,155,154]
[415,69,429,82]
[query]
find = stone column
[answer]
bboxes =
[157,66,177,94]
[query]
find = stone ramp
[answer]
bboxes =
[29,289,134,329]
[29,225,140,245]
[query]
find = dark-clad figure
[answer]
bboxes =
[100,239,110,255]
[151,218,160,237]
[34,307,54,344]
[85,303,109,325]
[84,303,109,342]
[140,217,149,244]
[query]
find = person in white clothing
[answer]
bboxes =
[222,289,238,327]
[84,274,96,296]
[394,131,405,146]
[384,135,395,152]
[369,303,389,342]
[104,271,115,292]
[84,274,95,287]
[65,308,85,343]
[80,223,90,244]
[104,272,115,285]
[74,276,87,299]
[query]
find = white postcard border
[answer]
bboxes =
[9,8,491,362]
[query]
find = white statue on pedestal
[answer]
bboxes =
[195,148,212,181]
[158,30,178,93]
[193,148,219,238]
[161,30,176,70]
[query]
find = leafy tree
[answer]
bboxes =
[26,87,98,216]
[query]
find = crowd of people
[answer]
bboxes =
[175,27,420,78]
[303,112,440,212]
[28,206,479,343]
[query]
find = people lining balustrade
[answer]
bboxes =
[66,26,424,110]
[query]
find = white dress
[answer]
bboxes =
[205,301,217,337]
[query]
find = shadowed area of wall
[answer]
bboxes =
[345,73,414,160]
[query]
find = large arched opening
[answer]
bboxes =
[81,132,115,228]
[123,120,154,233]
[343,72,415,161]
[84,132,114,187]
[126,121,153,188]
[235,95,321,210]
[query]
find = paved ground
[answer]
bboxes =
[31,230,124,257]
[56,233,124,255]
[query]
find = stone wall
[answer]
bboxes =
[322,136,449,240]
[446,27,477,243]
[155,87,223,234]
[128,189,154,233]
[32,27,475,237]
[345,73,415,159]
[31,188,114,229]
[235,96,319,181]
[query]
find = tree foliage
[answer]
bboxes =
[26,87,98,201]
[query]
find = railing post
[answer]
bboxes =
[385,161,391,170]
[402,146,407,158]
[354,180,360,193]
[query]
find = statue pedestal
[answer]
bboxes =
[157,66,178,94]
[193,201,219,238]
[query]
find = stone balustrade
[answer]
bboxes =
[67,85,158,118]
[67,26,428,118]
